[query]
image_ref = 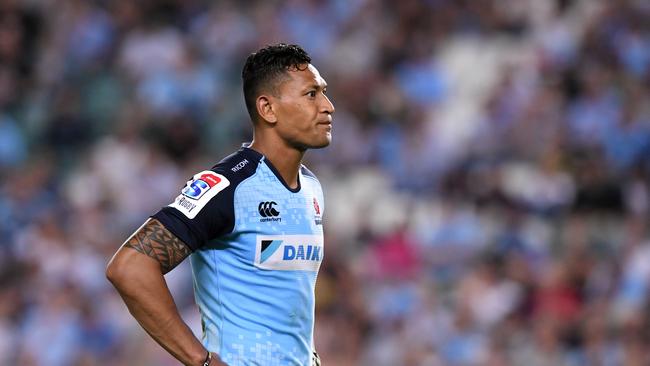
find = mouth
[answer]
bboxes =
[317,122,332,132]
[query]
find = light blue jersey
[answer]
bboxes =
[153,147,324,366]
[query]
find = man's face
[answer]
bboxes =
[271,64,335,150]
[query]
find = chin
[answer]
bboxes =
[312,135,331,149]
[293,134,331,150]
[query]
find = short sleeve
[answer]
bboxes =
[151,170,235,251]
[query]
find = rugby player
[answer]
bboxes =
[106,43,333,366]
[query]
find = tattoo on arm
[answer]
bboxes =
[124,219,192,274]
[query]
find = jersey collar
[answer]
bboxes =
[239,143,302,193]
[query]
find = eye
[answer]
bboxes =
[307,91,316,98]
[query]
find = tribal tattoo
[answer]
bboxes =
[124,219,191,274]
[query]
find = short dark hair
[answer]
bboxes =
[242,43,311,121]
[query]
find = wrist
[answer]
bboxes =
[188,350,210,366]
[202,351,212,366]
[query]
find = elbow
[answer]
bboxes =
[105,258,118,286]
[106,248,160,288]
[106,254,127,287]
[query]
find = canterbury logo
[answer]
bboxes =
[258,201,280,217]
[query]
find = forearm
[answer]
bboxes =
[111,262,207,365]
[107,218,216,365]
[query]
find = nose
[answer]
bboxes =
[321,94,335,115]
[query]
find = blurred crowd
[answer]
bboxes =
[0,0,649,365]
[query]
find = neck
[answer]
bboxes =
[249,137,304,189]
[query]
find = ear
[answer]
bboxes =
[256,95,277,124]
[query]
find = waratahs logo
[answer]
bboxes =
[182,172,222,200]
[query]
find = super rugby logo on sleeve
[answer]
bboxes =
[169,171,229,219]
[255,235,324,271]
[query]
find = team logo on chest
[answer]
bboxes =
[313,197,322,225]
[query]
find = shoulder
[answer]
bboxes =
[168,148,261,219]
[210,148,262,187]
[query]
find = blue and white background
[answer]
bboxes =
[0,0,649,365]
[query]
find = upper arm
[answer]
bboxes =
[151,169,238,251]
[108,167,241,279]
[119,218,192,274]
